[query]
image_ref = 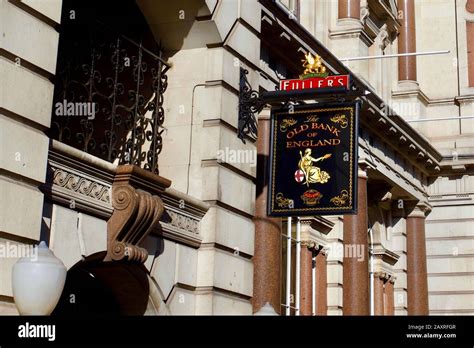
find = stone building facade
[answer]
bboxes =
[0,0,472,315]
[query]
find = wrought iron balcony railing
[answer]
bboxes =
[51,22,170,175]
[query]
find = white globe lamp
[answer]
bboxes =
[12,241,67,315]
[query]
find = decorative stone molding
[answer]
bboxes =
[107,166,209,261]
[360,0,370,24]
[361,97,442,176]
[364,0,400,42]
[406,201,432,218]
[376,24,390,51]
[300,216,335,251]
[52,167,111,204]
[45,140,209,261]
[333,0,399,47]
[374,271,396,284]
[372,243,400,285]
[301,240,316,249]
[44,140,115,219]
[166,210,199,234]
[373,245,400,266]
[306,216,335,234]
[358,158,376,177]
[374,271,388,280]
[158,188,208,248]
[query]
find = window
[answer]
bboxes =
[51,0,170,175]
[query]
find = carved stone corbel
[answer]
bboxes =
[105,165,171,263]
[360,0,370,23]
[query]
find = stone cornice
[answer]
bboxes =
[358,141,430,201]
[372,245,400,266]
[391,87,473,107]
[362,96,442,175]
[157,187,209,248]
[455,95,474,104]
[406,201,432,218]
[44,140,209,253]
[301,216,335,234]
[362,0,400,47]
[44,140,115,219]
[328,23,374,47]
[300,216,334,249]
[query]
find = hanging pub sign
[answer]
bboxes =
[268,101,360,216]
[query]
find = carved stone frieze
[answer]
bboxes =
[44,140,115,219]
[51,166,111,204]
[166,210,199,234]
[45,141,209,261]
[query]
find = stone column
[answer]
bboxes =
[338,0,361,20]
[300,244,313,315]
[384,277,395,315]
[343,167,369,315]
[315,249,328,315]
[406,204,429,315]
[253,112,282,315]
[397,0,417,82]
[374,273,385,315]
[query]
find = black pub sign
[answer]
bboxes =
[268,102,359,216]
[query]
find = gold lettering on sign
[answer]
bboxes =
[286,139,341,149]
[304,115,319,123]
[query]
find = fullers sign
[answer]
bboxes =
[268,102,359,216]
[279,52,350,91]
[279,75,350,91]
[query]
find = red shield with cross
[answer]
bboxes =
[294,169,305,183]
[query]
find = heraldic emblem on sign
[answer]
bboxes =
[296,149,331,186]
[301,52,328,78]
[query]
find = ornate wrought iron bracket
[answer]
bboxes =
[237,68,362,144]
[238,68,264,143]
